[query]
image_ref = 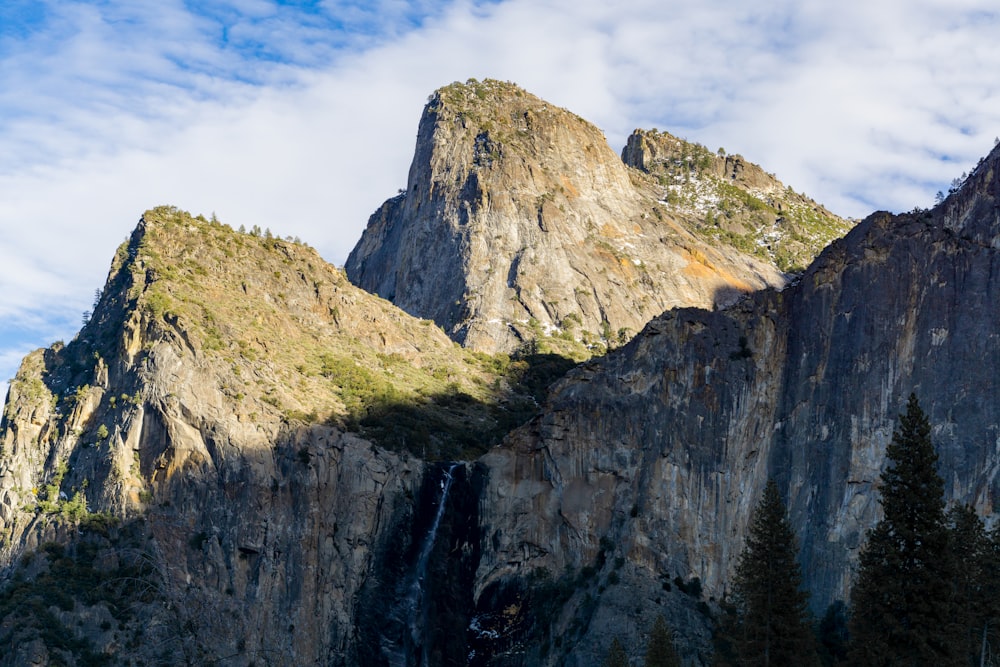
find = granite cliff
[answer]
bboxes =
[1,83,998,667]
[621,128,850,273]
[0,207,549,665]
[346,79,850,355]
[470,142,1000,663]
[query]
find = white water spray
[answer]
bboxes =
[387,462,460,666]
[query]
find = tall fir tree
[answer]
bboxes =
[712,596,741,667]
[982,524,1000,666]
[731,479,818,666]
[645,614,681,667]
[603,637,628,667]
[848,394,960,666]
[947,504,1000,667]
[947,504,989,665]
[817,601,849,666]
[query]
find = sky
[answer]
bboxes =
[2,0,1000,391]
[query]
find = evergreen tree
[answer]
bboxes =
[848,394,960,666]
[711,596,741,667]
[603,637,628,667]
[947,504,990,665]
[947,504,1000,667]
[817,601,849,666]
[981,524,1000,666]
[732,479,818,666]
[645,614,681,667]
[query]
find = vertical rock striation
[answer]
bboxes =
[346,79,802,354]
[0,208,491,665]
[473,144,1000,663]
[4,83,1000,667]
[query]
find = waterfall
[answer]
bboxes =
[385,462,460,666]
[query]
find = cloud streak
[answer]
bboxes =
[2,0,1000,389]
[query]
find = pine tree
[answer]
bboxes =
[603,637,628,667]
[817,601,849,665]
[645,614,681,667]
[712,596,741,667]
[947,504,989,665]
[848,394,960,666]
[947,504,1000,667]
[732,479,818,666]
[981,524,1000,666]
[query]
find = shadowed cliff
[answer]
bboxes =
[2,86,998,667]
[0,207,571,664]
[472,141,1000,663]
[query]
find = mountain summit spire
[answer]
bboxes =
[346,79,847,355]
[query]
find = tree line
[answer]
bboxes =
[604,394,1000,666]
[602,613,683,667]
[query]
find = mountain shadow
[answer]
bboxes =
[342,352,580,461]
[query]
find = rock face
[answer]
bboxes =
[622,129,852,273]
[471,143,1000,663]
[0,207,514,665]
[3,86,1000,667]
[346,79,826,355]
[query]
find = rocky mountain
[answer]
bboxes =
[346,79,850,355]
[471,142,1000,662]
[1,82,999,667]
[621,128,851,272]
[0,207,566,665]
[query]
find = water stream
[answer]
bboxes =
[385,462,460,666]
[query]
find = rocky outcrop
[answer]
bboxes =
[3,89,998,667]
[622,129,853,273]
[346,79,809,355]
[622,129,780,189]
[472,144,1000,663]
[0,207,509,665]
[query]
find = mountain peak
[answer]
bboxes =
[430,78,534,111]
[4,85,1000,666]
[345,82,839,355]
[622,128,852,272]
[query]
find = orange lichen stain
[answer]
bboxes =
[679,248,753,292]
[682,260,715,279]
[618,257,637,280]
[687,248,714,268]
[718,272,753,292]
[593,246,636,280]
[658,214,688,236]
[560,175,580,198]
[599,223,622,237]
[593,247,618,264]
[681,248,717,278]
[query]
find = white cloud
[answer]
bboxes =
[3,0,1000,387]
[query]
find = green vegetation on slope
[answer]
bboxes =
[627,129,853,273]
[117,206,579,460]
[0,525,167,667]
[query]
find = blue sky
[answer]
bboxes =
[2,0,1000,391]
